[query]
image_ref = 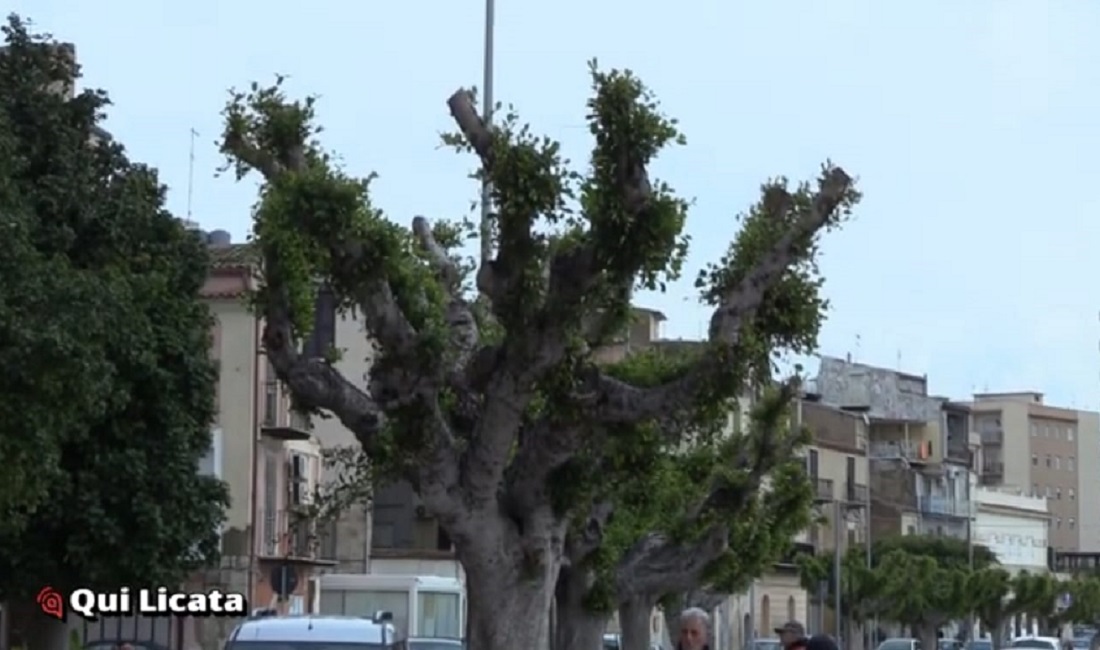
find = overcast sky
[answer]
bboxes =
[14,0,1100,409]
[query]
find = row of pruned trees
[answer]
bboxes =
[799,536,1100,650]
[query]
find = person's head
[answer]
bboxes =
[774,621,806,648]
[678,607,709,650]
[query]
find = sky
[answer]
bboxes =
[12,0,1100,409]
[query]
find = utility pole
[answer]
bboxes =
[834,500,843,643]
[478,0,496,275]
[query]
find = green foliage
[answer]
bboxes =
[696,173,859,382]
[798,535,995,624]
[0,15,228,598]
[876,550,969,628]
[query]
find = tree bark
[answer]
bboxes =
[917,624,938,650]
[553,564,608,650]
[619,597,657,650]
[465,558,557,650]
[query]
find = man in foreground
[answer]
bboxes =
[677,607,710,650]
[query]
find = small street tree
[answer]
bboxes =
[967,567,1015,648]
[220,58,858,649]
[0,15,228,648]
[875,550,970,649]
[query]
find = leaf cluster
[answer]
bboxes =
[0,15,228,598]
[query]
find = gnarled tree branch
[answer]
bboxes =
[590,168,853,427]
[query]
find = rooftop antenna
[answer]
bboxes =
[187,128,198,222]
[854,333,861,362]
[896,349,902,371]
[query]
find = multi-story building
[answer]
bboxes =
[1076,411,1100,552]
[812,357,978,542]
[796,397,871,645]
[972,484,1050,574]
[970,392,1084,551]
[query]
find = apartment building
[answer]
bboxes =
[1077,411,1100,552]
[796,397,870,644]
[970,392,1083,551]
[971,484,1049,574]
[812,357,978,542]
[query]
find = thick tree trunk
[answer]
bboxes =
[553,563,608,650]
[916,624,938,650]
[457,510,565,650]
[990,619,1008,650]
[619,597,656,650]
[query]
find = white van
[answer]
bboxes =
[226,613,407,650]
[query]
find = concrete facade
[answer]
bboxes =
[970,392,1084,550]
[1076,411,1100,551]
[972,485,1050,573]
[812,357,975,541]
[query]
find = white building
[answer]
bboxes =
[973,484,1050,573]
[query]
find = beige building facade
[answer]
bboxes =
[1074,410,1100,551]
[971,392,1083,551]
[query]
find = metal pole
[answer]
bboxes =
[834,500,843,643]
[749,582,757,643]
[966,485,975,641]
[478,0,495,271]
[863,414,875,650]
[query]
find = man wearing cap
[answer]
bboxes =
[775,621,809,650]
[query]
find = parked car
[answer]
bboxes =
[408,638,464,650]
[965,639,994,650]
[1009,637,1062,650]
[878,638,921,650]
[941,640,963,650]
[747,638,783,650]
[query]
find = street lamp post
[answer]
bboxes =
[478,0,495,271]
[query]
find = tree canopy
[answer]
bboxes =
[220,49,857,649]
[0,15,228,601]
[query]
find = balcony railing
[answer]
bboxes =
[258,508,335,562]
[844,483,869,504]
[979,429,1003,445]
[869,439,935,462]
[812,478,834,502]
[916,496,973,519]
[982,459,1004,476]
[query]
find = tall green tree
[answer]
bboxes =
[219,54,858,648]
[0,15,228,643]
[876,550,969,649]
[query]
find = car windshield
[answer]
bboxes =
[409,642,463,650]
[966,641,992,650]
[226,643,385,650]
[1011,641,1057,650]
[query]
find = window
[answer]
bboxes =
[1056,518,1062,529]
[1070,488,1076,500]
[1068,427,1075,441]
[1046,486,1053,497]
[1054,456,1061,470]
[1070,517,1076,530]
[1069,457,1075,472]
[1056,487,1061,500]
[418,591,461,638]
[1032,484,1039,497]
[1030,423,1038,437]
[1046,454,1052,467]
[1032,454,1038,466]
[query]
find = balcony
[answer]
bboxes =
[869,439,936,463]
[945,445,972,467]
[258,508,337,564]
[813,478,835,503]
[979,429,1003,445]
[916,495,973,519]
[844,483,869,504]
[261,380,311,441]
[981,459,1004,477]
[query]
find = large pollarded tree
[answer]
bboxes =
[220,65,858,650]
